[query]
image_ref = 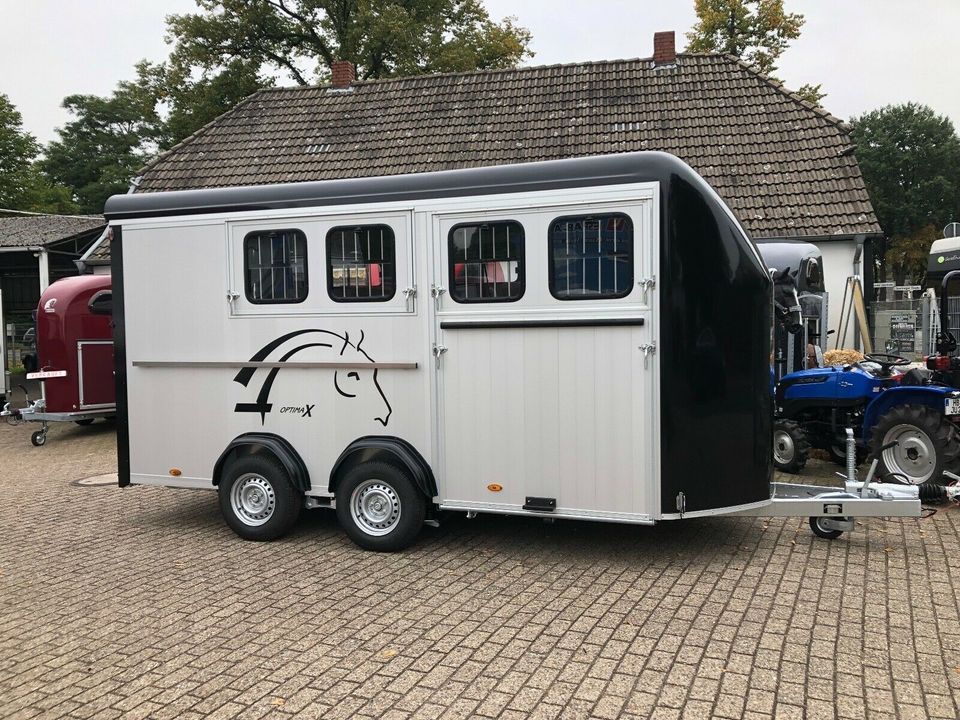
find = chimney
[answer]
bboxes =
[653,31,676,66]
[331,60,355,89]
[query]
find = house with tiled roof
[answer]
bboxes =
[100,31,881,335]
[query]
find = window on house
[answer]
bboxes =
[449,221,525,303]
[326,225,396,302]
[548,214,633,300]
[244,230,308,304]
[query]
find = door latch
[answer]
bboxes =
[638,342,657,368]
[401,286,417,312]
[432,344,448,368]
[430,284,446,309]
[638,275,656,303]
[676,491,686,518]
[226,290,240,305]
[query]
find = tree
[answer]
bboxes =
[0,94,78,213]
[686,0,804,75]
[41,63,167,214]
[850,103,960,284]
[165,0,533,85]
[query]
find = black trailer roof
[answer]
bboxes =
[104,152,721,222]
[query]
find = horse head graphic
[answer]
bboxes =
[233,329,392,426]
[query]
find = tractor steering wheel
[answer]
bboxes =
[860,353,910,374]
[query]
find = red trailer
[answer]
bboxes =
[2,275,115,446]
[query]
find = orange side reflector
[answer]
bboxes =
[487,483,503,492]
[169,468,182,477]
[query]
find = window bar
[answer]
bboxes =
[613,218,617,293]
[479,226,485,298]
[270,235,275,301]
[282,233,288,299]
[291,235,298,298]
[340,231,347,299]
[379,227,385,298]
[352,231,360,298]
[506,224,511,296]
[565,222,570,296]
[462,228,469,300]
[596,220,602,294]
[257,235,264,301]
[581,221,587,295]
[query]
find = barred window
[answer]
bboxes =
[244,230,308,304]
[326,225,396,302]
[448,221,525,303]
[549,214,633,300]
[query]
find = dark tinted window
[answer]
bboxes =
[326,225,396,302]
[549,214,633,300]
[244,230,308,304]
[449,221,524,303]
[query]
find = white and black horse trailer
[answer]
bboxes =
[105,152,923,551]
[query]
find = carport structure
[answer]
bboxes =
[0,214,106,397]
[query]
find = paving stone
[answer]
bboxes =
[1,424,959,720]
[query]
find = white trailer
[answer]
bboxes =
[105,153,927,551]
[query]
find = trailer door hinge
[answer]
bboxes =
[432,343,448,368]
[638,342,657,369]
[676,491,686,518]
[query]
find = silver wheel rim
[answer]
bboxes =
[773,429,795,465]
[230,473,277,526]
[350,479,401,536]
[882,424,936,484]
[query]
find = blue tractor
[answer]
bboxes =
[773,271,960,486]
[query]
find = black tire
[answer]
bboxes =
[809,516,844,539]
[74,419,95,426]
[870,404,960,486]
[218,454,301,541]
[30,430,45,447]
[336,461,426,552]
[773,419,810,473]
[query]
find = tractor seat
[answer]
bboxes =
[898,367,933,386]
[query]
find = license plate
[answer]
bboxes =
[26,370,67,380]
[946,398,960,415]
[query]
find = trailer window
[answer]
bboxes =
[449,221,525,303]
[549,214,633,300]
[244,230,308,304]
[326,225,396,302]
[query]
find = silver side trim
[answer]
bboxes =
[659,497,771,520]
[131,361,418,370]
[439,501,655,525]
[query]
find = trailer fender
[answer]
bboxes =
[213,433,311,492]
[329,436,437,499]
[862,386,960,441]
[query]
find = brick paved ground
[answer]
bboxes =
[1,422,959,719]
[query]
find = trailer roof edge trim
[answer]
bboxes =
[105,152,697,221]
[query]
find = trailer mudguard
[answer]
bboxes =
[862,386,960,441]
[213,432,311,492]
[330,436,437,499]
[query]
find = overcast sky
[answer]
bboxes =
[2,0,958,145]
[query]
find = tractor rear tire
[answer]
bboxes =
[827,443,867,467]
[870,405,960,486]
[773,419,810,474]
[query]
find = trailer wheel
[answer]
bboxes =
[773,419,810,473]
[336,462,426,552]
[809,516,845,539]
[30,430,45,447]
[870,405,960,485]
[218,455,301,541]
[74,419,95,426]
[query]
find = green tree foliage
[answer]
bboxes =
[686,0,803,75]
[850,103,960,283]
[41,63,166,214]
[795,82,825,106]
[166,0,533,84]
[0,94,78,213]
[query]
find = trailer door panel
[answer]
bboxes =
[433,201,659,521]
